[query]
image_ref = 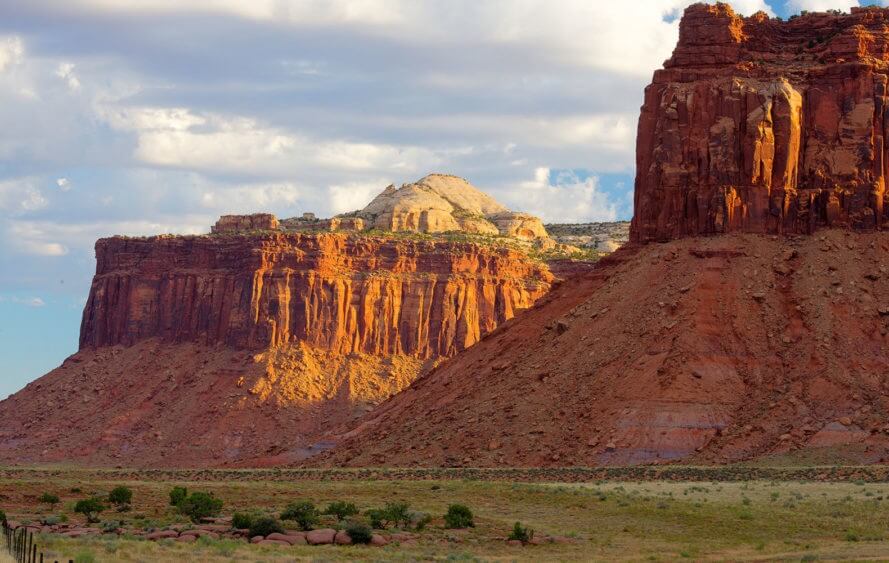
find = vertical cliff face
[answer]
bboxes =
[632,3,889,242]
[0,231,551,467]
[80,232,551,357]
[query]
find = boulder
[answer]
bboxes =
[334,530,352,545]
[146,530,179,540]
[306,528,337,545]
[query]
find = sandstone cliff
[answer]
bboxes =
[80,232,550,357]
[0,231,551,467]
[313,231,889,468]
[353,174,551,242]
[632,3,889,242]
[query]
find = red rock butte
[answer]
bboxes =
[632,2,889,242]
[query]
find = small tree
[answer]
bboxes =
[177,492,223,523]
[169,487,187,507]
[444,504,474,529]
[384,502,410,529]
[39,493,60,511]
[248,517,284,538]
[74,498,106,524]
[366,502,411,529]
[508,521,533,544]
[323,501,358,522]
[345,521,373,544]
[280,501,318,531]
[231,512,255,530]
[108,487,132,512]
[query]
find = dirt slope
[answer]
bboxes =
[312,231,889,467]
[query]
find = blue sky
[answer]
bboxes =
[0,0,884,397]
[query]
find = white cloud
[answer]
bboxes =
[498,167,618,223]
[55,62,81,91]
[56,178,71,191]
[99,105,442,176]
[0,295,46,307]
[0,178,48,214]
[784,0,858,12]
[0,36,24,72]
[328,179,390,214]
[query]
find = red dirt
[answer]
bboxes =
[311,231,889,467]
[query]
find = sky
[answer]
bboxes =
[0,0,886,397]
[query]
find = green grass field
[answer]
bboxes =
[3,468,889,561]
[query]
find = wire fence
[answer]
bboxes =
[2,521,71,563]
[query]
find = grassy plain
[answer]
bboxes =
[2,467,889,561]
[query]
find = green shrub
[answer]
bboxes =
[345,521,373,544]
[0,510,6,524]
[74,498,106,523]
[365,508,388,529]
[73,551,96,563]
[101,520,122,533]
[411,512,432,530]
[248,517,283,538]
[108,487,132,511]
[169,487,188,507]
[177,492,223,523]
[280,501,318,531]
[366,502,411,529]
[39,493,60,510]
[323,501,358,522]
[231,512,255,530]
[444,504,474,529]
[508,522,533,544]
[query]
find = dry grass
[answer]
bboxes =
[3,469,889,561]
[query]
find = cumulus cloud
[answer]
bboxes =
[497,168,618,224]
[784,0,858,12]
[0,36,24,73]
[55,62,81,91]
[56,178,71,191]
[328,179,391,214]
[0,178,48,214]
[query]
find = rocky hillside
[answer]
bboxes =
[312,231,889,467]
[348,174,551,243]
[633,3,889,243]
[0,228,551,467]
[546,222,630,253]
[310,5,889,469]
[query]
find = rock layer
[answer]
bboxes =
[313,231,889,468]
[0,231,551,467]
[80,232,551,357]
[632,3,889,242]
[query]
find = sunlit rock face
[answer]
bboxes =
[632,3,889,242]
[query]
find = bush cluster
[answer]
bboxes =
[175,491,223,523]
[280,501,319,531]
[444,504,474,529]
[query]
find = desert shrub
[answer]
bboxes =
[411,511,432,530]
[74,498,106,523]
[248,517,283,538]
[231,512,255,530]
[280,501,318,531]
[345,521,373,544]
[101,520,122,533]
[323,501,358,522]
[0,510,6,524]
[177,492,223,523]
[168,487,187,507]
[385,502,411,528]
[108,487,132,511]
[366,502,411,529]
[365,508,387,529]
[39,493,60,510]
[444,504,474,529]
[508,521,533,544]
